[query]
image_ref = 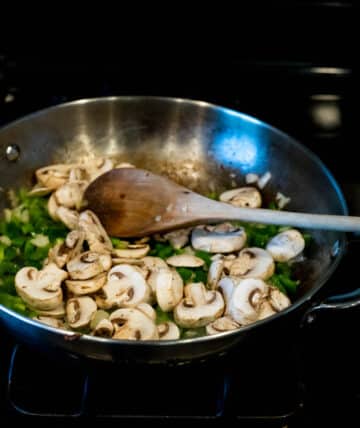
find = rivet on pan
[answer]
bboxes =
[5,144,21,162]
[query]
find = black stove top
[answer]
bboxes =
[1,26,360,426]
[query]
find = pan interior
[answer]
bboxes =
[0,97,347,305]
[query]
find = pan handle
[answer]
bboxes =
[301,288,360,326]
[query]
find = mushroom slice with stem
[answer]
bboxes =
[141,256,169,294]
[230,247,275,280]
[206,316,240,335]
[15,263,67,310]
[67,251,112,280]
[66,296,97,329]
[191,224,247,253]
[151,268,184,312]
[227,278,269,325]
[36,164,75,190]
[218,276,237,307]
[110,308,158,340]
[79,210,113,253]
[166,254,204,268]
[174,282,224,328]
[93,319,114,338]
[266,229,305,262]
[157,321,180,340]
[47,230,85,268]
[112,244,150,259]
[258,287,291,320]
[105,264,151,307]
[219,187,262,208]
[65,272,107,296]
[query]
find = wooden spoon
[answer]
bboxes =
[84,168,360,237]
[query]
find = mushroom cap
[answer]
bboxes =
[67,251,112,280]
[206,316,240,335]
[191,225,247,253]
[79,210,112,253]
[229,247,275,280]
[174,282,225,328]
[110,308,158,340]
[152,268,184,312]
[65,272,107,295]
[157,321,180,340]
[228,278,269,325]
[137,302,157,321]
[66,296,97,328]
[15,263,67,310]
[29,302,66,318]
[219,186,262,208]
[266,229,305,262]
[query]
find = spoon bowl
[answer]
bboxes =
[84,168,360,237]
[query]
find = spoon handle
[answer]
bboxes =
[191,198,357,232]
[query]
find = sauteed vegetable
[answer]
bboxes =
[0,159,307,340]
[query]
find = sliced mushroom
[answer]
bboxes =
[112,244,150,259]
[110,308,158,340]
[141,256,169,294]
[137,303,157,321]
[87,158,114,181]
[227,278,269,325]
[163,228,191,249]
[191,224,247,253]
[229,247,275,280]
[217,276,237,307]
[54,181,87,209]
[33,316,65,329]
[112,257,145,266]
[67,251,112,280]
[104,265,151,307]
[65,272,107,295]
[166,254,204,268]
[48,193,60,221]
[207,258,224,289]
[151,268,184,312]
[266,229,305,262]
[268,286,291,311]
[157,321,180,340]
[15,263,67,310]
[66,296,97,329]
[28,185,52,197]
[47,230,85,268]
[93,319,114,338]
[36,164,74,190]
[174,282,224,328]
[206,316,240,335]
[57,207,80,230]
[29,302,66,318]
[79,210,112,253]
[219,187,262,208]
